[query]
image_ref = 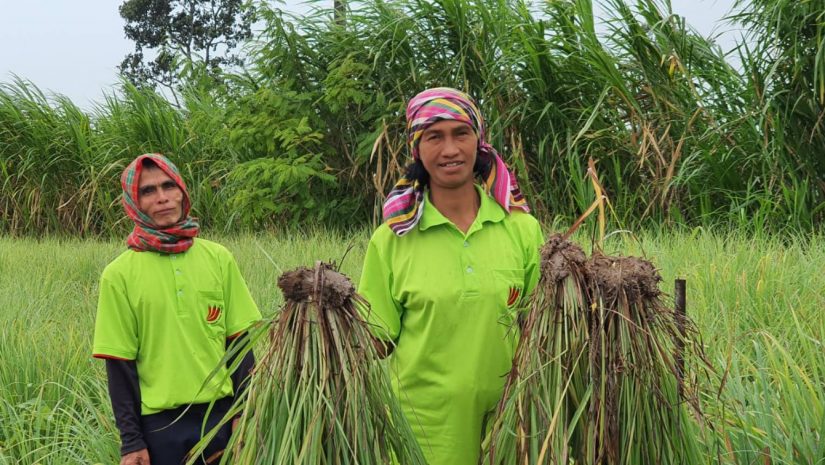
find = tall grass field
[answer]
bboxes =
[0,229,822,464]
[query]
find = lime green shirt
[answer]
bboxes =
[92,238,261,415]
[358,186,543,465]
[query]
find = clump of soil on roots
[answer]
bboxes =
[540,233,588,283]
[586,252,662,303]
[277,263,356,308]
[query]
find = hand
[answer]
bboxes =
[120,448,150,465]
[371,336,394,359]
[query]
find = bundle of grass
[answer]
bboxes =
[485,238,707,465]
[485,233,590,464]
[188,262,426,465]
[583,252,704,464]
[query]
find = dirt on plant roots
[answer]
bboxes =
[540,233,588,283]
[277,263,356,308]
[585,252,662,302]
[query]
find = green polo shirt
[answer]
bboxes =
[358,186,543,465]
[92,238,261,415]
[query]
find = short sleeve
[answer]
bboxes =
[92,272,138,360]
[357,234,403,341]
[222,252,262,337]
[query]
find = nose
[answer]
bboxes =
[442,137,460,157]
[156,188,169,203]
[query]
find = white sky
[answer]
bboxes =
[0,0,742,108]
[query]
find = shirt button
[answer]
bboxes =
[463,241,470,248]
[466,266,473,274]
[170,255,176,260]
[177,290,183,296]
[175,269,182,275]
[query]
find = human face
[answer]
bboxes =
[137,166,184,228]
[417,120,478,190]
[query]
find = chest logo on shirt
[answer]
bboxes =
[206,305,222,323]
[507,286,522,307]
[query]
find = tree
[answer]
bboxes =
[119,0,254,92]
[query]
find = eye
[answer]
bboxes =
[161,181,178,190]
[139,186,156,197]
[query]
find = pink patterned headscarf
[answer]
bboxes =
[382,87,529,235]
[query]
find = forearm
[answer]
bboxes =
[227,334,255,412]
[105,359,146,455]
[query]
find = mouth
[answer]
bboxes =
[438,161,464,168]
[155,208,177,216]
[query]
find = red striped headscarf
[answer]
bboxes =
[382,87,529,235]
[121,153,199,253]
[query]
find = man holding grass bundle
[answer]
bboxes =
[92,153,261,465]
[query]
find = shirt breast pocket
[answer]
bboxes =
[198,289,226,339]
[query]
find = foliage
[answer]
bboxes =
[731,0,825,230]
[119,0,253,93]
[1,0,824,235]
[226,153,337,227]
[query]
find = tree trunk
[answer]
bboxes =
[334,0,345,25]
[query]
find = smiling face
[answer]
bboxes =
[137,165,184,228]
[417,119,479,190]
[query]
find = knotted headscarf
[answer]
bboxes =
[382,87,529,235]
[121,153,199,253]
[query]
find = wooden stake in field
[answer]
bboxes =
[484,237,707,465]
[188,262,426,465]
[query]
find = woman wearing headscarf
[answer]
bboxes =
[92,154,261,465]
[358,88,544,465]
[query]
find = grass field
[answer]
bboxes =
[1,229,823,464]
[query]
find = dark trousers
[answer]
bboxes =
[140,397,233,465]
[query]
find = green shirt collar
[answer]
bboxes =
[419,184,506,233]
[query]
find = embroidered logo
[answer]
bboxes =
[206,305,222,323]
[506,286,522,307]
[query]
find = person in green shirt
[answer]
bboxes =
[358,87,544,465]
[92,153,261,465]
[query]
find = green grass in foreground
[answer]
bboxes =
[0,229,823,464]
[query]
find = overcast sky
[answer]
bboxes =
[0,0,743,109]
